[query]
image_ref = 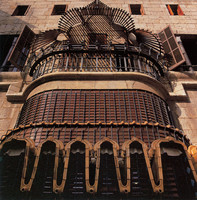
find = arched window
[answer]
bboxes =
[97,141,119,197]
[31,141,56,199]
[64,142,86,197]
[0,139,26,199]
[160,142,197,199]
[129,141,153,197]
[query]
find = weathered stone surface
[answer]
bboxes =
[0,0,197,34]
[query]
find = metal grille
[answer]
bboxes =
[18,90,173,127]
[58,0,135,43]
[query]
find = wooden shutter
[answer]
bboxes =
[32,29,60,52]
[140,5,145,15]
[158,25,185,70]
[8,25,35,70]
[177,5,184,15]
[167,5,174,15]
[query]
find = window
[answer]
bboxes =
[12,5,29,16]
[0,35,19,72]
[166,5,184,15]
[51,5,67,15]
[180,35,197,65]
[129,4,144,15]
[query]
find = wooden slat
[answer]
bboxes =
[17,90,173,128]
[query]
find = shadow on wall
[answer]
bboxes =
[0,9,35,34]
[169,93,194,136]
[168,100,189,132]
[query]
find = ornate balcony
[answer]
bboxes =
[29,43,165,80]
[25,0,167,81]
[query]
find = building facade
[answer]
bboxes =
[0,0,197,199]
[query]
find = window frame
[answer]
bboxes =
[51,5,68,15]
[166,4,184,16]
[129,4,145,15]
[12,5,30,16]
[8,25,35,71]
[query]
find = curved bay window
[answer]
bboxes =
[0,0,195,199]
[6,89,186,148]
[17,90,173,127]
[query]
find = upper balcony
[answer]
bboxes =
[28,42,165,81]
[23,0,168,81]
[6,0,176,82]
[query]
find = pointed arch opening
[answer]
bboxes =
[160,142,197,199]
[97,141,119,197]
[64,141,86,197]
[0,139,26,198]
[31,141,57,198]
[128,141,153,197]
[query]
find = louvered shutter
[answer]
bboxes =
[8,25,35,70]
[32,29,60,51]
[167,5,174,15]
[158,25,185,70]
[177,5,184,15]
[140,5,145,15]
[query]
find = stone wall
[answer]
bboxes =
[0,73,23,138]
[176,90,197,145]
[0,0,197,34]
[0,90,22,137]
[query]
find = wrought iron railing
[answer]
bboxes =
[28,44,166,81]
